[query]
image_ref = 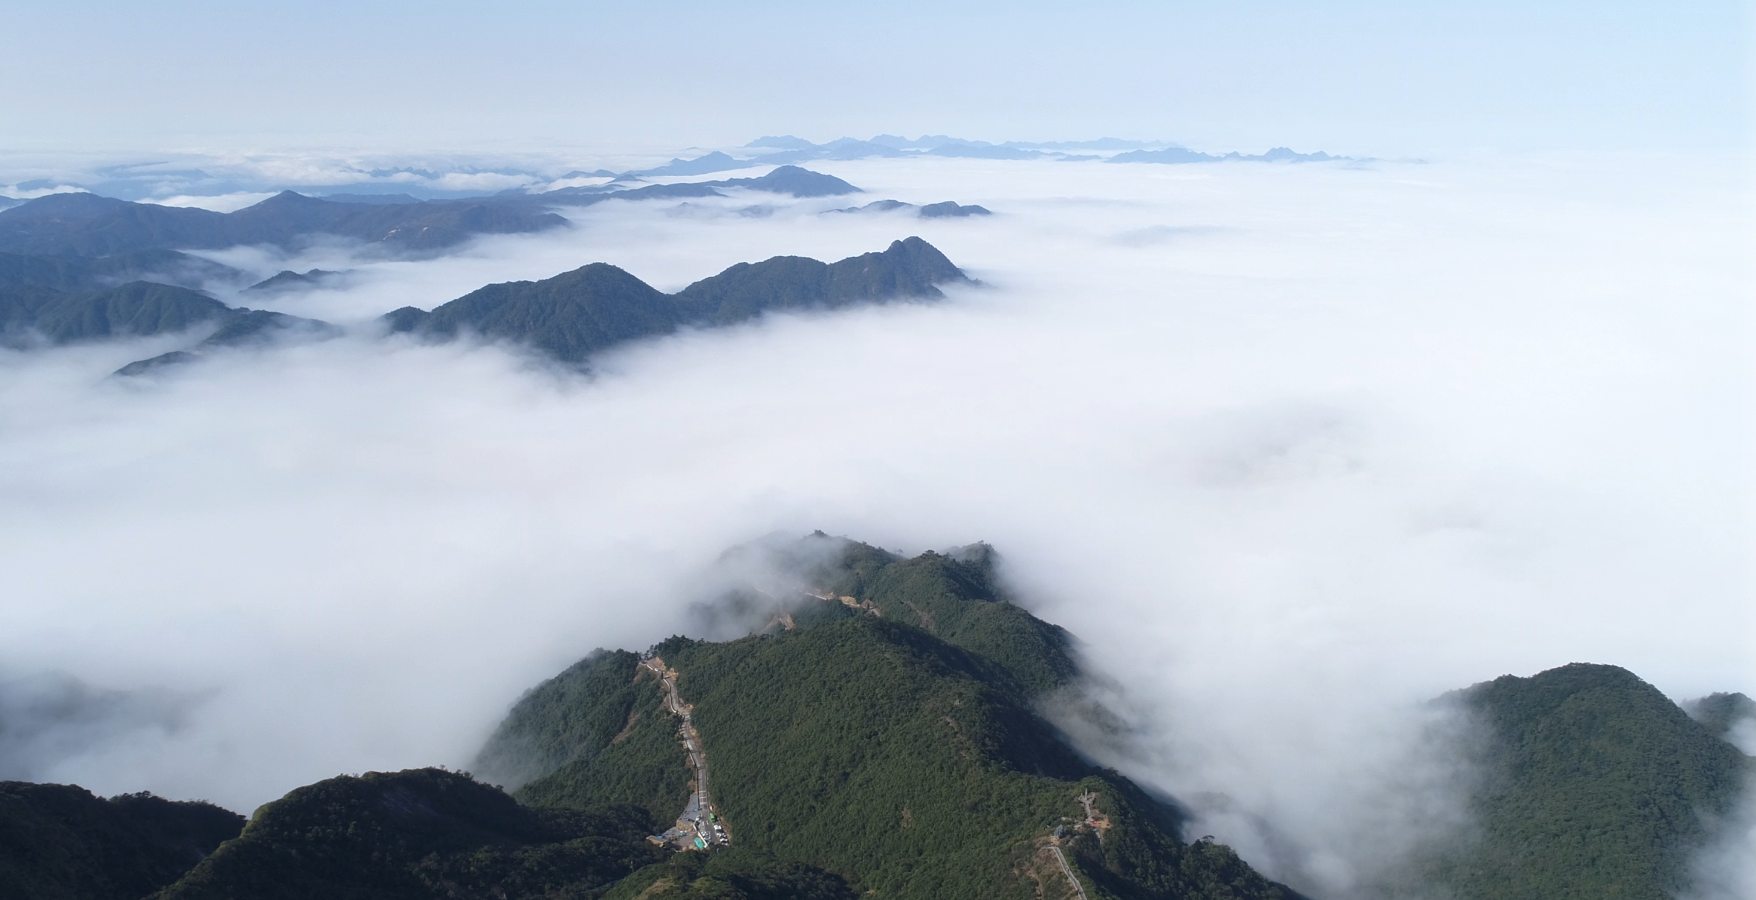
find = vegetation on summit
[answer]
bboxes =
[1425,663,1754,900]
[0,191,566,257]
[0,782,241,900]
[483,536,1304,900]
[385,237,970,364]
[152,768,662,900]
[5,537,1750,900]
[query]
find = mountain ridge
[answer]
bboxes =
[385,237,971,364]
[477,536,1305,900]
[0,191,569,258]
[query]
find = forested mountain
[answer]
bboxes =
[148,769,663,900]
[2,282,232,345]
[0,166,867,260]
[2,538,1749,899]
[1688,691,1756,742]
[0,237,963,375]
[478,537,1304,900]
[0,191,568,257]
[0,783,241,900]
[0,249,237,292]
[0,277,332,371]
[386,237,970,363]
[1425,663,1753,900]
[833,199,993,218]
[522,166,862,206]
[114,309,339,375]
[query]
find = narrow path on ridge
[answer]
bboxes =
[640,655,729,850]
[1046,845,1091,900]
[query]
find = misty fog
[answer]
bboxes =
[0,153,1748,893]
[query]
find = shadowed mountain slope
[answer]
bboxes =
[388,263,678,364]
[602,848,857,900]
[2,282,232,345]
[1687,691,1755,742]
[0,782,243,900]
[674,236,968,325]
[706,165,860,198]
[386,237,969,364]
[478,537,1305,900]
[0,278,333,372]
[0,191,567,257]
[0,249,237,292]
[243,268,346,294]
[1428,663,1753,900]
[532,166,861,205]
[151,768,663,900]
[115,309,340,376]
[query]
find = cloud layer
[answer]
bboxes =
[0,153,1747,891]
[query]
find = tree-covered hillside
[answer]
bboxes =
[1428,663,1753,900]
[483,537,1304,900]
[478,650,693,831]
[152,768,664,900]
[386,238,969,364]
[674,237,969,326]
[0,191,566,257]
[0,782,242,900]
[0,249,235,293]
[1687,691,1755,743]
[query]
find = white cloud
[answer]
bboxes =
[0,153,1747,893]
[149,192,279,213]
[2,184,86,199]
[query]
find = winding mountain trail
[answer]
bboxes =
[1046,845,1090,900]
[640,655,729,850]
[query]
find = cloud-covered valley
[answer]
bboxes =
[0,153,1748,895]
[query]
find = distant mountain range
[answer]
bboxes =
[0,167,862,260]
[0,137,1361,210]
[834,200,992,218]
[0,236,972,374]
[0,165,1003,268]
[0,279,322,356]
[619,136,1354,177]
[0,191,569,257]
[1106,147,1346,164]
[2,534,1747,900]
[384,237,970,364]
[0,248,337,369]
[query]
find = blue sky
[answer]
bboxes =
[3,0,1748,154]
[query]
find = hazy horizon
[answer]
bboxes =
[2,1,1749,156]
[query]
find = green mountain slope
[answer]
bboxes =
[0,276,334,371]
[0,191,566,257]
[386,238,968,364]
[0,782,242,900]
[152,768,663,900]
[115,308,341,376]
[478,650,694,829]
[480,537,1303,900]
[675,237,969,326]
[0,249,237,292]
[394,263,681,364]
[1430,663,1753,900]
[1687,691,1755,742]
[706,165,861,198]
[603,848,857,900]
[2,281,231,344]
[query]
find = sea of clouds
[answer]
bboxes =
[0,152,1749,896]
